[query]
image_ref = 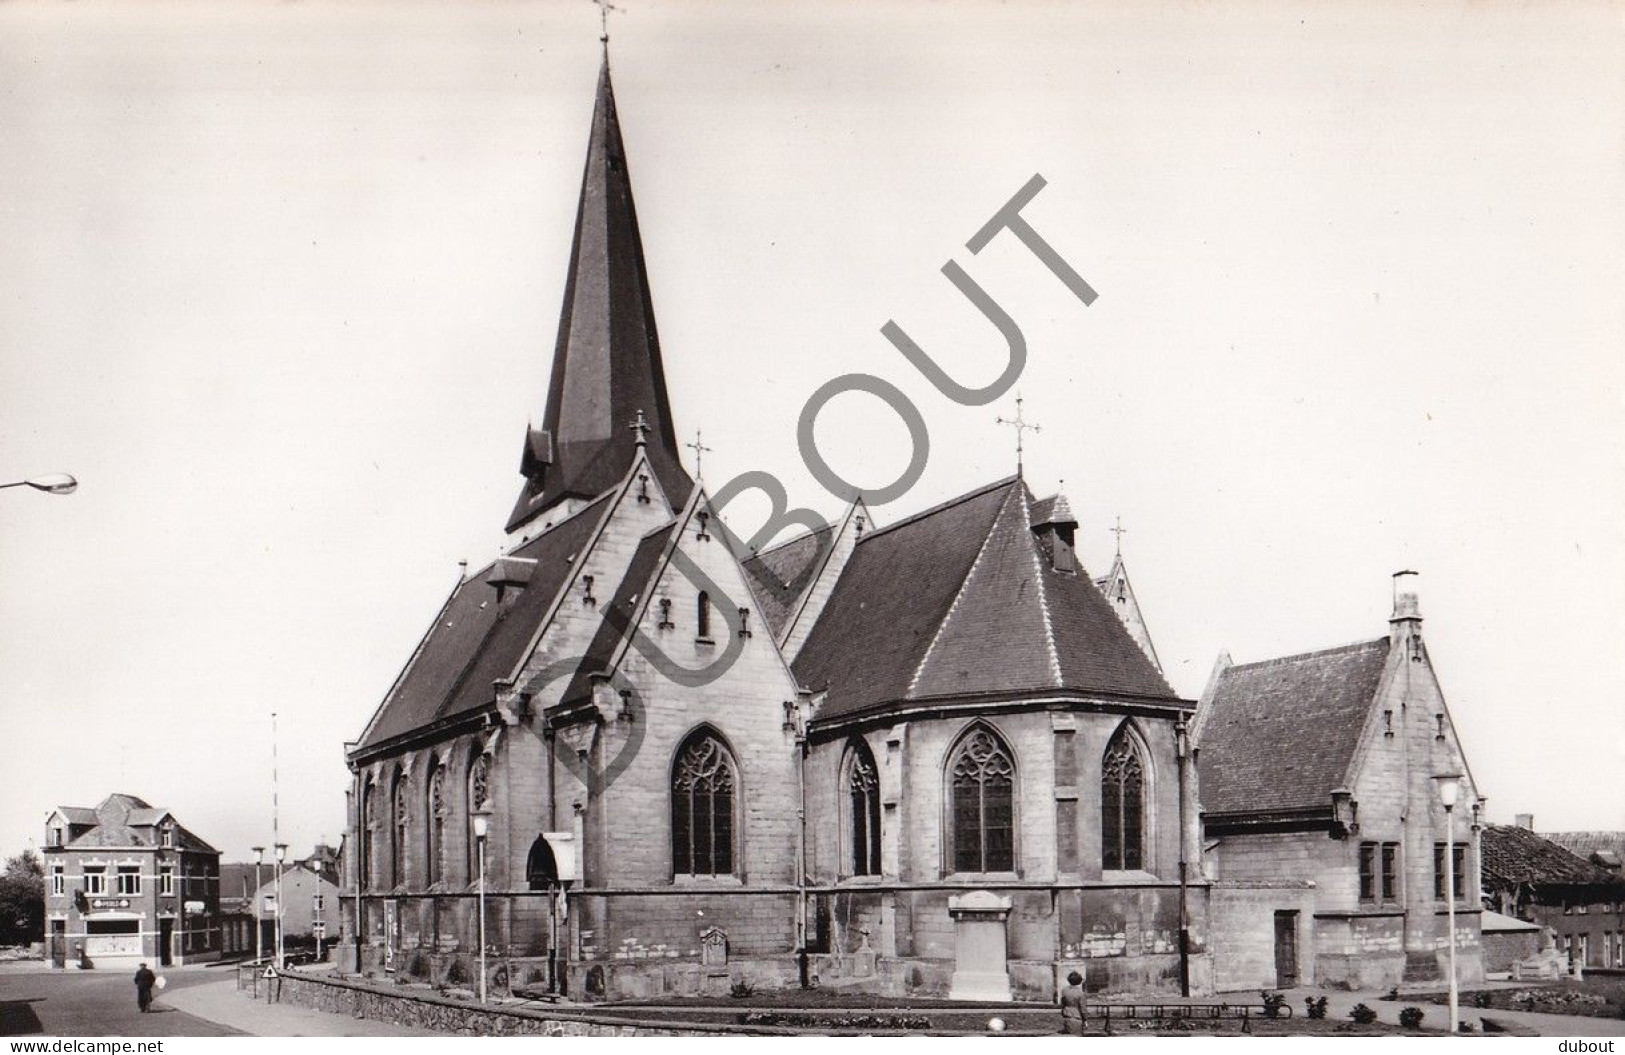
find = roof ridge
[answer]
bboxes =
[750,521,835,561]
[1224,636,1389,673]
[905,481,1021,697]
[1021,487,1065,685]
[859,475,1018,543]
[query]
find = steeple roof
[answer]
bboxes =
[507,58,691,533]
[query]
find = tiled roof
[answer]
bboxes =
[1196,639,1391,816]
[795,477,1179,723]
[55,807,100,825]
[358,492,613,751]
[743,525,833,639]
[1481,824,1625,896]
[1542,831,1625,867]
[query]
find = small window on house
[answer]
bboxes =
[83,866,107,895]
[115,864,141,896]
[50,865,64,896]
[159,865,175,897]
[161,825,174,849]
[1380,843,1400,902]
[1359,843,1377,903]
[48,826,63,847]
[696,592,712,640]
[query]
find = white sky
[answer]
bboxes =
[2,0,1622,862]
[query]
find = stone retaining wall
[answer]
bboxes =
[251,968,750,1036]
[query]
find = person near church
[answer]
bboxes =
[134,963,156,1012]
[1060,970,1087,1034]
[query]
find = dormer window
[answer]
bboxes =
[161,825,174,849]
[48,826,63,847]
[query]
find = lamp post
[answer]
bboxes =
[274,843,288,970]
[0,473,77,495]
[252,847,265,965]
[472,807,492,1004]
[1437,775,1462,1035]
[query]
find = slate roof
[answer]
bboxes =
[53,794,217,854]
[358,492,613,751]
[743,524,834,639]
[795,477,1180,723]
[506,58,691,533]
[1481,824,1625,897]
[1196,638,1391,816]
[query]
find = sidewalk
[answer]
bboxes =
[161,978,439,1037]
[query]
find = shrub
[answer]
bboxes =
[1304,996,1329,1020]
[1260,991,1287,1019]
[444,958,469,985]
[730,979,755,999]
[1473,991,1492,1009]
[1349,1003,1378,1025]
[1382,986,1400,1002]
[1398,1006,1426,1030]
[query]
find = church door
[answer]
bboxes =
[1273,911,1299,988]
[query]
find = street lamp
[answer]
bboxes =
[1437,774,1463,1035]
[274,843,288,970]
[472,807,492,1004]
[0,473,77,495]
[252,847,265,965]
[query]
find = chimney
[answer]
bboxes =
[1515,813,1534,831]
[1389,569,1423,654]
[1031,493,1078,573]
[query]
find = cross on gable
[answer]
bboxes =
[995,394,1042,473]
[628,409,650,447]
[685,428,713,477]
[1111,515,1128,555]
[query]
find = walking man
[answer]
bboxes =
[134,963,156,1013]
[1060,970,1087,1035]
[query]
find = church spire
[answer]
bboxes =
[507,57,691,534]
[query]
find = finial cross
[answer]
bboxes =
[592,0,621,43]
[685,428,713,477]
[995,394,1041,473]
[1111,515,1128,556]
[628,409,650,448]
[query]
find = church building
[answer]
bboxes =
[338,56,1210,1002]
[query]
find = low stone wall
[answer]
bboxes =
[254,967,767,1035]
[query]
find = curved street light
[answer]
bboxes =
[0,473,78,495]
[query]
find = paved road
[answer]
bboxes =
[0,964,244,1037]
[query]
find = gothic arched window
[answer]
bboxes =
[426,760,446,884]
[467,751,491,882]
[361,781,376,891]
[1102,726,1146,871]
[948,726,1016,874]
[696,591,712,639]
[391,771,410,888]
[847,741,882,876]
[671,730,736,876]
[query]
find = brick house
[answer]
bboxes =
[1481,821,1625,970]
[42,794,221,970]
[337,56,1207,1003]
[1193,573,1487,991]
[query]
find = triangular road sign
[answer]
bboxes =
[262,965,278,979]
